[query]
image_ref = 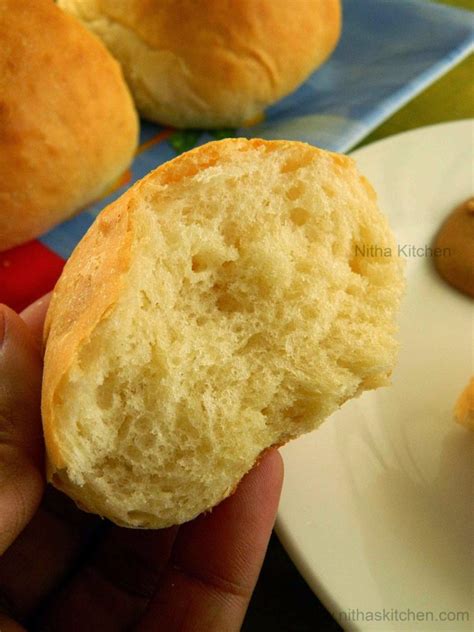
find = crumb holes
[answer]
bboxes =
[140,290,153,309]
[290,207,310,226]
[226,178,238,189]
[196,315,207,326]
[349,255,362,275]
[191,254,208,272]
[97,377,114,410]
[239,332,265,353]
[124,444,141,460]
[302,305,318,320]
[345,284,359,296]
[284,402,306,422]
[286,182,304,201]
[181,207,195,225]
[322,185,336,199]
[246,332,264,347]
[216,292,241,312]
[117,416,133,441]
[139,435,155,450]
[127,510,156,525]
[280,152,313,174]
[347,240,364,275]
[296,260,312,274]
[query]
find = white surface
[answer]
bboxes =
[276,120,474,632]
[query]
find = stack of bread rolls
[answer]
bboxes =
[1,0,342,250]
[57,0,342,128]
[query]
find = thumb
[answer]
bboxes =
[0,305,45,554]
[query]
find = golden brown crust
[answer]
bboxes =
[0,0,138,251]
[58,0,341,127]
[139,135,352,188]
[42,191,135,470]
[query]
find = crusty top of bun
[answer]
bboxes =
[57,0,341,128]
[42,139,404,529]
[0,0,138,251]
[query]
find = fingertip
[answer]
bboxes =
[256,448,284,485]
[0,303,40,356]
[0,304,22,345]
[235,448,284,514]
[20,292,51,350]
[137,452,284,632]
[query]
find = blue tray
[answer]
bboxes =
[42,0,473,259]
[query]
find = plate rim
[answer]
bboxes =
[274,118,474,632]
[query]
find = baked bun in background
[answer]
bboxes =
[433,197,474,298]
[57,0,342,128]
[42,138,404,529]
[0,0,139,252]
[454,378,474,431]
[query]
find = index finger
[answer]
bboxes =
[136,449,284,632]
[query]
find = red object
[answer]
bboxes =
[0,240,65,312]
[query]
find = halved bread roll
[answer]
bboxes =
[42,139,404,528]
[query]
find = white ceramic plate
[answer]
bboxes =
[276,120,474,632]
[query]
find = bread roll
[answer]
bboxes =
[57,0,341,128]
[433,197,474,298]
[0,0,139,252]
[454,378,474,431]
[42,138,404,528]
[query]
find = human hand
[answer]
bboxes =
[0,298,283,631]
